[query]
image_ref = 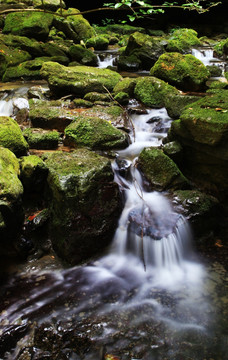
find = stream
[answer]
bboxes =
[0,51,227,359]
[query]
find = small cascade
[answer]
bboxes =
[192,47,226,73]
[97,50,118,68]
[111,106,192,272]
[0,92,14,116]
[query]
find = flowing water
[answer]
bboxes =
[192,47,226,74]
[0,87,227,359]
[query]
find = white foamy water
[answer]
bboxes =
[192,47,226,73]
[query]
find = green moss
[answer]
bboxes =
[214,38,228,56]
[138,147,188,190]
[64,116,129,150]
[68,44,98,66]
[134,76,179,108]
[3,11,53,41]
[0,146,23,200]
[167,28,201,53]
[54,8,95,43]
[179,90,228,146]
[0,34,43,57]
[150,52,210,91]
[23,128,60,149]
[0,41,31,78]
[0,116,29,156]
[114,92,129,105]
[113,77,136,97]
[86,35,109,50]
[84,92,111,102]
[40,61,123,96]
[19,154,48,192]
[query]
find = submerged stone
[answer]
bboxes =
[44,149,121,264]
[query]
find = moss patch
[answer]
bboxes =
[0,116,28,156]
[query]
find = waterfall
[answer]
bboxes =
[192,47,226,73]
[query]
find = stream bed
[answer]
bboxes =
[0,83,227,359]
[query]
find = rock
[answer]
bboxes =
[0,33,43,58]
[113,77,136,97]
[68,44,98,66]
[40,61,122,97]
[172,189,220,238]
[118,31,165,70]
[114,92,130,105]
[0,146,24,254]
[0,41,31,79]
[3,11,54,41]
[162,141,183,164]
[2,57,56,82]
[138,147,189,191]
[33,0,66,11]
[164,93,200,119]
[44,149,121,264]
[19,155,48,195]
[86,35,109,50]
[29,99,74,131]
[167,28,201,53]
[0,116,28,156]
[117,54,141,72]
[64,115,129,150]
[53,8,94,43]
[134,76,179,108]
[150,52,210,91]
[168,90,228,200]
[23,128,60,149]
[83,92,112,103]
[206,64,223,77]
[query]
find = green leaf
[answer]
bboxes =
[114,3,123,8]
[128,14,136,21]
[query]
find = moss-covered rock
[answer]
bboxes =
[29,99,75,131]
[19,154,48,195]
[117,54,141,72]
[44,149,121,264]
[0,41,32,78]
[214,38,228,57]
[40,61,122,96]
[134,76,179,108]
[0,33,43,58]
[113,77,136,97]
[23,128,60,149]
[138,147,189,191]
[172,189,220,238]
[53,8,94,43]
[68,44,98,66]
[150,52,210,91]
[118,31,165,70]
[33,0,66,11]
[3,11,53,41]
[164,93,200,119]
[162,140,183,164]
[0,146,24,252]
[0,116,28,156]
[168,90,228,200]
[2,57,52,82]
[84,92,112,103]
[167,28,201,53]
[206,64,223,77]
[64,116,129,150]
[113,91,129,105]
[86,35,109,50]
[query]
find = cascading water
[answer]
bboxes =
[192,47,226,73]
[0,94,226,359]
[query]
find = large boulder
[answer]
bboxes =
[166,28,201,53]
[0,146,24,254]
[44,149,121,264]
[0,116,28,156]
[150,52,210,91]
[134,76,179,108]
[138,147,189,191]
[0,34,44,58]
[2,11,54,41]
[40,61,123,96]
[168,90,228,200]
[68,44,98,66]
[64,116,129,150]
[53,8,95,43]
[118,31,165,71]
